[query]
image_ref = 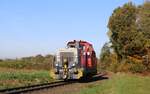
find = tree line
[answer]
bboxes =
[0,54,54,70]
[100,1,150,73]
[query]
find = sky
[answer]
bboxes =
[0,0,144,59]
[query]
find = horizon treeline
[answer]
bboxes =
[0,54,54,70]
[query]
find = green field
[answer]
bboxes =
[79,73,150,94]
[0,56,54,89]
[0,68,52,89]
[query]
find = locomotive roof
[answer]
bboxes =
[67,40,92,46]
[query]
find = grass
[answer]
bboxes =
[79,73,150,94]
[0,61,28,69]
[0,68,52,89]
[0,58,52,70]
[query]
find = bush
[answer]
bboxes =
[100,55,147,73]
[108,62,119,73]
[117,61,131,72]
[130,63,146,73]
[0,54,54,70]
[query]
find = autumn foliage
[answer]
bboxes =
[100,2,150,73]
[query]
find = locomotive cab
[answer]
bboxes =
[52,47,83,80]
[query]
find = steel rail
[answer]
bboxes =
[0,80,75,94]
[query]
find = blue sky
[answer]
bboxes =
[0,0,143,59]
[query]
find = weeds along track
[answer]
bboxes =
[0,73,107,94]
[0,81,75,94]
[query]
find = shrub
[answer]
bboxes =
[130,63,146,73]
[108,62,119,73]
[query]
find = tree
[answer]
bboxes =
[100,43,111,68]
[104,1,150,72]
[138,2,150,39]
[107,2,144,61]
[0,59,3,62]
[34,54,44,63]
[100,43,111,62]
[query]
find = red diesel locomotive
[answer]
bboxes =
[50,40,97,80]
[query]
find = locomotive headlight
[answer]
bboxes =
[72,63,75,67]
[55,63,58,67]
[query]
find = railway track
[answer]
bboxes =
[0,73,107,94]
[0,81,75,94]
